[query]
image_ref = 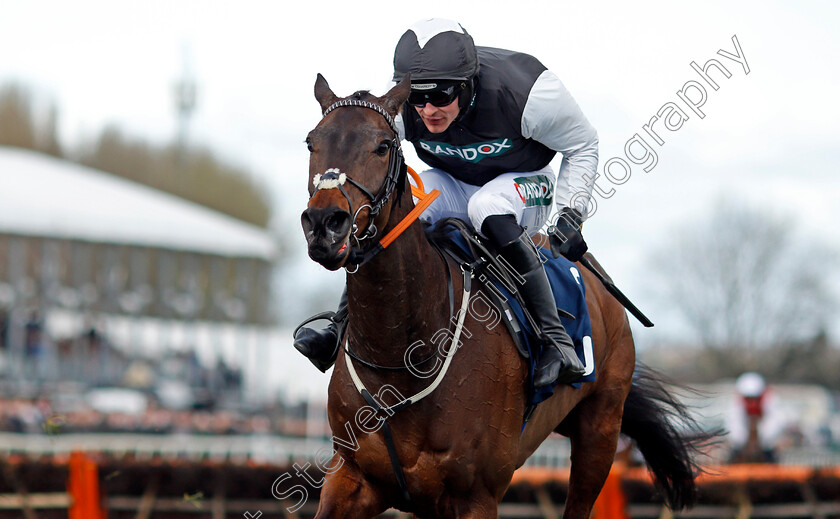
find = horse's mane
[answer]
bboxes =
[349,90,375,101]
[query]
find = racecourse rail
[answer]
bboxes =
[0,432,572,467]
[3,433,840,518]
[3,432,840,468]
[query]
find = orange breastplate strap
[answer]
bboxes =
[378,166,440,249]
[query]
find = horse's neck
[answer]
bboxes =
[346,198,448,365]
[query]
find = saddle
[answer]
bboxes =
[425,218,596,409]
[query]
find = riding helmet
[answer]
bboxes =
[393,18,479,82]
[393,19,479,111]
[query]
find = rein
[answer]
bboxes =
[313,98,440,271]
[346,166,440,270]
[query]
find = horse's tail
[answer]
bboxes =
[620,364,720,510]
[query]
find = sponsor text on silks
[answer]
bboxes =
[418,138,512,164]
[513,174,553,207]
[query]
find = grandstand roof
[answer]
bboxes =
[0,147,275,260]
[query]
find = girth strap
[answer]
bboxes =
[359,388,412,503]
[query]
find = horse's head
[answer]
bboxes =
[302,74,411,270]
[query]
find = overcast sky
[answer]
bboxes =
[1,0,838,346]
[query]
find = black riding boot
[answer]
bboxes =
[293,289,347,373]
[483,215,585,388]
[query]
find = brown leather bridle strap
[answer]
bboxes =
[315,98,407,264]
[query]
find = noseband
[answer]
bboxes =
[310,97,407,269]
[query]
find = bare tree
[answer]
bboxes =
[648,198,837,376]
[0,84,37,149]
[78,126,273,228]
[0,84,61,157]
[0,82,272,229]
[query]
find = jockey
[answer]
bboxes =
[295,18,597,388]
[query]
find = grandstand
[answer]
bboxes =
[0,146,277,398]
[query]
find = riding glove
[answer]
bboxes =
[549,207,588,262]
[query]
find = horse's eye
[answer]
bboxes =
[305,138,314,152]
[376,141,390,157]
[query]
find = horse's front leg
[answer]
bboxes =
[314,454,386,519]
[453,496,500,519]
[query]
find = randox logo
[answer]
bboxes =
[513,175,554,207]
[418,138,512,164]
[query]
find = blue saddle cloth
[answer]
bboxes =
[445,232,596,407]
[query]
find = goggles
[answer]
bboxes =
[408,81,465,108]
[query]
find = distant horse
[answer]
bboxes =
[300,73,709,518]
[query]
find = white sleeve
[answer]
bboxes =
[395,113,406,141]
[521,70,599,220]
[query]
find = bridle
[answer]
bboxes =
[309,95,439,271]
[309,97,406,270]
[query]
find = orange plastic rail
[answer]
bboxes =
[68,451,104,519]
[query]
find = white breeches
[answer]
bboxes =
[415,165,556,236]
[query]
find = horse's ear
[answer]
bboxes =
[378,75,411,117]
[314,73,339,113]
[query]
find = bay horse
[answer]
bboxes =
[300,74,709,518]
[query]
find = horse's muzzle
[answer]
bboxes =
[301,206,353,270]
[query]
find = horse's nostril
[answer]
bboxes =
[301,211,315,235]
[326,212,350,235]
[302,207,351,243]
